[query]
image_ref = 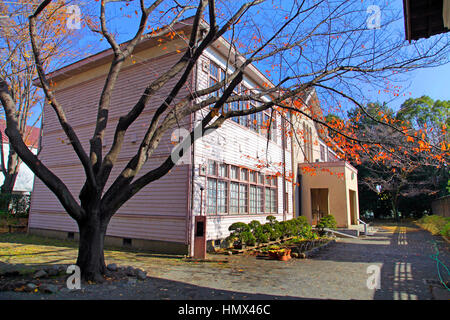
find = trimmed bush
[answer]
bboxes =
[248,220,262,232]
[253,225,269,244]
[228,222,250,234]
[266,215,277,225]
[239,231,256,246]
[226,222,251,246]
[317,215,337,230]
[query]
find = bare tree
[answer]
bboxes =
[0,0,448,281]
[0,0,81,194]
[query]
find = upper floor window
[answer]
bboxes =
[320,144,326,162]
[208,59,277,143]
[209,61,226,108]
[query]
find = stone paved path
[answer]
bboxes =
[0,222,448,300]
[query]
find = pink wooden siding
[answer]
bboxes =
[190,50,293,244]
[29,50,192,244]
[29,40,295,249]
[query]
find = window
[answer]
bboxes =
[207,178,217,214]
[240,168,248,181]
[239,184,248,213]
[265,175,274,186]
[231,84,241,123]
[249,112,258,132]
[320,145,326,162]
[249,185,257,214]
[240,87,250,127]
[230,182,239,213]
[218,164,228,177]
[209,61,226,110]
[230,165,239,180]
[258,173,264,185]
[249,171,257,183]
[265,188,276,213]
[303,122,313,162]
[208,160,217,176]
[262,112,277,142]
[203,161,277,215]
[257,187,264,213]
[217,181,228,214]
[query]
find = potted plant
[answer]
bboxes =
[268,247,292,261]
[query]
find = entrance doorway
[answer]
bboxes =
[310,188,329,225]
[349,190,357,225]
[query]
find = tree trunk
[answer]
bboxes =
[76,217,108,282]
[391,195,399,222]
[1,173,17,194]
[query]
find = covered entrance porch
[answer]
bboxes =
[297,161,360,228]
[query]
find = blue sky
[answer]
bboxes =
[25,0,450,126]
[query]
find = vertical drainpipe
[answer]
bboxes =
[281,111,286,221]
[188,59,199,257]
[290,111,296,218]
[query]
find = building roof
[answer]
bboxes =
[37,16,275,91]
[0,119,40,148]
[403,0,450,42]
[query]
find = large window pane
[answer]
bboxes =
[265,188,276,213]
[230,182,239,214]
[217,181,228,214]
[230,166,239,180]
[249,171,257,183]
[249,185,257,214]
[239,184,248,213]
[218,164,228,178]
[257,187,264,214]
[208,160,217,176]
[240,168,248,181]
[207,178,217,214]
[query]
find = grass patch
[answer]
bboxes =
[0,233,78,248]
[0,232,191,277]
[416,215,450,238]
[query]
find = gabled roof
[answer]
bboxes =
[0,119,40,148]
[37,16,275,91]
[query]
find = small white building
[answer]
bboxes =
[0,119,40,194]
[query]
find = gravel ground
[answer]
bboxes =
[0,222,448,300]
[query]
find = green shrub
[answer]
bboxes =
[417,215,450,237]
[248,220,262,232]
[441,223,450,237]
[239,231,256,246]
[228,222,250,234]
[261,223,281,241]
[317,215,337,230]
[266,215,277,225]
[253,225,269,244]
[226,222,251,246]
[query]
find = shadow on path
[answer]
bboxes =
[313,222,449,300]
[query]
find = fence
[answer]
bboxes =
[431,195,450,217]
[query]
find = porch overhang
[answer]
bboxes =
[403,0,450,42]
[298,161,359,228]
